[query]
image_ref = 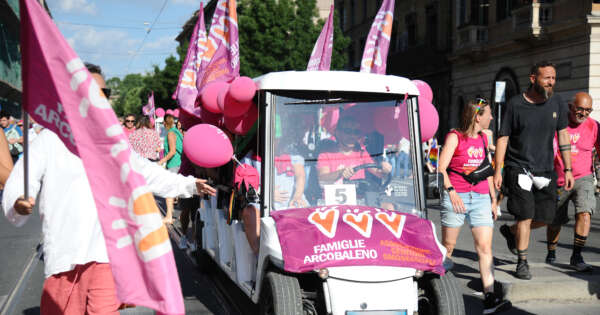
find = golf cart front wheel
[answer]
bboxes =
[259,271,303,315]
[417,271,465,315]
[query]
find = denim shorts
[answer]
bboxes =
[441,191,493,228]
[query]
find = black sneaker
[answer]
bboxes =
[570,255,593,272]
[499,224,518,255]
[483,292,512,314]
[545,251,556,264]
[515,260,532,280]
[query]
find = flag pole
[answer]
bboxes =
[22,109,29,200]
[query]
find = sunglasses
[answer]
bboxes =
[572,105,593,114]
[474,98,489,114]
[101,88,112,98]
[125,119,136,123]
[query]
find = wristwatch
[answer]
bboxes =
[564,168,573,172]
[446,186,455,192]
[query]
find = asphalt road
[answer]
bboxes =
[2,195,600,315]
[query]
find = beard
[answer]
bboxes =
[533,80,553,100]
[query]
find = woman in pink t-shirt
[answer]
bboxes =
[438,98,509,312]
[317,116,392,185]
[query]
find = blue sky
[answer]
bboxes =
[46,0,209,79]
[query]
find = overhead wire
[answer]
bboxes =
[125,0,172,75]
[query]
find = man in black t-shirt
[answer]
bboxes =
[494,61,574,280]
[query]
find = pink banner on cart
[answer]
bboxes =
[271,205,446,275]
[197,0,239,88]
[173,2,207,118]
[360,0,394,74]
[307,5,334,71]
[21,0,183,313]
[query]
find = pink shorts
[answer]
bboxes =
[41,262,121,315]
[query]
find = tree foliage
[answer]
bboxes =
[108,0,350,116]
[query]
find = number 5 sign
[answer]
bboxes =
[324,184,357,206]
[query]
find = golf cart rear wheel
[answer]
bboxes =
[418,271,465,315]
[259,271,303,315]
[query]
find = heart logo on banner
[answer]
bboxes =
[308,209,339,238]
[343,212,373,238]
[375,212,406,238]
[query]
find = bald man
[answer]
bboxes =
[545,92,598,272]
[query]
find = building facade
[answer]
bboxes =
[0,0,50,117]
[338,0,600,141]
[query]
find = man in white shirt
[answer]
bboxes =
[3,63,216,314]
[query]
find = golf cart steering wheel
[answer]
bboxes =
[343,163,392,190]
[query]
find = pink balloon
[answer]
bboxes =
[200,107,223,126]
[183,124,233,168]
[201,81,229,114]
[155,108,165,117]
[217,88,228,113]
[166,109,174,115]
[412,80,433,102]
[173,109,180,118]
[229,76,256,103]
[224,93,253,118]
[419,100,439,142]
[224,104,258,135]
[398,97,439,142]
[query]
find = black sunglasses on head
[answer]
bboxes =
[101,88,111,98]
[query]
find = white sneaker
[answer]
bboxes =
[178,235,188,249]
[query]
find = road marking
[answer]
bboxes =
[0,242,43,315]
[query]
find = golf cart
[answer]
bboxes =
[194,71,464,315]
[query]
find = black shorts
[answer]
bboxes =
[504,166,558,224]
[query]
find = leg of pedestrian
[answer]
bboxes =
[515,219,533,280]
[570,212,593,272]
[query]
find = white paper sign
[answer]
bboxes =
[495,81,506,103]
[324,184,357,206]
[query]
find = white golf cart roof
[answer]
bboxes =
[254,71,420,96]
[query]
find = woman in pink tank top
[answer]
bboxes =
[438,98,510,312]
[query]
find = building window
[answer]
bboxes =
[496,0,518,22]
[405,12,417,46]
[457,0,467,27]
[471,0,489,25]
[426,5,438,48]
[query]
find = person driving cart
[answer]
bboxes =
[317,114,392,185]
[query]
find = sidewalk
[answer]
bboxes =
[427,198,600,303]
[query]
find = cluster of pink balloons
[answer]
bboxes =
[199,76,257,135]
[182,76,258,168]
[154,108,180,118]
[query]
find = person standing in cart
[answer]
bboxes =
[438,98,511,314]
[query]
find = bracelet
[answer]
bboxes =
[564,168,572,172]
[446,186,455,192]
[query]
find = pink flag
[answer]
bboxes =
[307,5,334,71]
[20,0,184,314]
[173,3,207,118]
[196,0,239,89]
[142,91,155,117]
[360,0,395,74]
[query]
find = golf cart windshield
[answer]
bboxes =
[270,93,420,214]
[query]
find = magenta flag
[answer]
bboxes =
[271,205,446,275]
[173,3,207,118]
[142,91,155,117]
[20,0,184,313]
[196,0,240,89]
[360,0,395,74]
[307,5,334,71]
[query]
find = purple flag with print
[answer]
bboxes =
[307,5,334,71]
[173,3,207,118]
[360,0,394,74]
[196,0,239,89]
[271,205,446,275]
[142,91,155,117]
[20,0,184,313]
